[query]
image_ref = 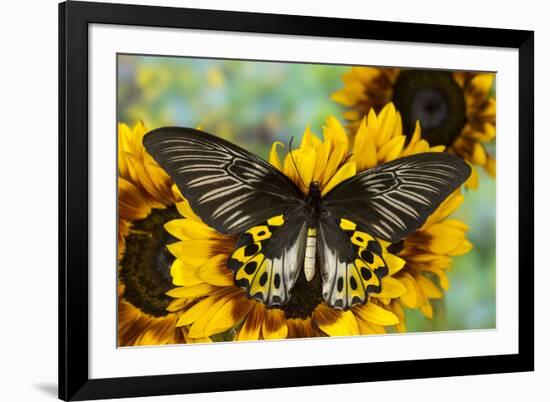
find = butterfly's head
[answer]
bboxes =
[309,180,321,195]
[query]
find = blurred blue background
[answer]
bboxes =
[117,54,496,332]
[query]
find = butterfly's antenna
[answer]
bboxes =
[289,136,307,189]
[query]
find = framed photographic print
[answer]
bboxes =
[59,1,534,400]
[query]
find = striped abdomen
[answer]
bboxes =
[304,228,316,281]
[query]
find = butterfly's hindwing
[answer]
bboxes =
[318,218,389,310]
[227,213,307,306]
[143,127,303,235]
[323,152,471,242]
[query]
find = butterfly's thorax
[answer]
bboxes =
[302,181,326,223]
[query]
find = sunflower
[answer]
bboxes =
[163,103,472,341]
[332,67,496,189]
[117,121,202,346]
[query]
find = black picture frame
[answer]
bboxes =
[59,1,534,400]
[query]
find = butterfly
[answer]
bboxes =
[143,127,471,310]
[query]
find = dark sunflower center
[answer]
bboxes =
[392,70,466,147]
[119,206,180,317]
[277,267,324,320]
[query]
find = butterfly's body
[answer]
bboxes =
[144,127,471,310]
[294,181,323,282]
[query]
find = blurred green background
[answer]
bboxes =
[117,54,496,333]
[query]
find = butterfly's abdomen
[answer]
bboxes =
[304,228,316,281]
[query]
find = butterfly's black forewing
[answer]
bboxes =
[143,127,303,235]
[322,152,471,243]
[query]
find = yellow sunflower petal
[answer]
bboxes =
[164,218,217,241]
[352,118,378,171]
[262,309,289,340]
[353,302,399,326]
[187,296,234,337]
[118,177,151,221]
[176,295,221,327]
[331,88,357,107]
[376,103,399,147]
[321,142,348,185]
[414,275,443,299]
[300,124,321,148]
[324,115,348,150]
[236,303,265,341]
[485,154,496,178]
[321,160,356,195]
[204,294,254,336]
[448,239,473,256]
[420,302,433,319]
[170,259,202,287]
[269,141,284,170]
[471,142,487,166]
[198,254,234,286]
[283,147,316,190]
[466,73,494,107]
[398,273,420,308]
[166,297,189,312]
[351,66,382,84]
[389,301,407,333]
[167,240,223,266]
[424,223,469,254]
[374,276,407,298]
[175,199,203,223]
[385,253,406,275]
[166,283,217,299]
[423,192,464,226]
[314,304,359,336]
[286,318,316,338]
[377,135,406,163]
[423,266,450,291]
[464,164,479,189]
[356,316,386,334]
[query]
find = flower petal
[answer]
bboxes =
[164,218,217,241]
[414,275,443,299]
[356,317,386,334]
[353,302,399,326]
[170,259,202,287]
[353,118,378,171]
[286,318,316,338]
[198,254,234,286]
[385,253,406,275]
[176,295,221,327]
[204,294,254,336]
[175,199,203,223]
[374,277,407,298]
[269,141,284,170]
[321,160,356,195]
[398,273,420,308]
[166,283,217,299]
[236,303,265,341]
[261,308,288,340]
[420,302,433,319]
[313,304,359,336]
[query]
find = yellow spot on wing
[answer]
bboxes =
[247,225,271,242]
[235,254,264,282]
[267,215,284,226]
[339,218,357,231]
